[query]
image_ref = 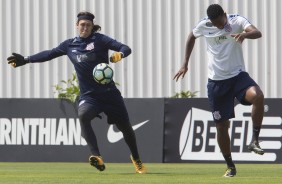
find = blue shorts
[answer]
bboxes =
[207,72,258,122]
[78,89,130,124]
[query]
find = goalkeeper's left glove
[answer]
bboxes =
[7,53,29,68]
[110,52,124,63]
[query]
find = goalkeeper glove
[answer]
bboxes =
[7,53,29,68]
[110,52,124,63]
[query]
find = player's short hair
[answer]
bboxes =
[77,11,101,32]
[207,4,224,20]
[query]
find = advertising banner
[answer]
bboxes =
[96,98,165,163]
[164,98,282,163]
[1,98,281,163]
[0,99,164,163]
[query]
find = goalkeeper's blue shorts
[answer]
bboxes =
[78,89,130,124]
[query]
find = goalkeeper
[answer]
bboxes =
[7,11,146,174]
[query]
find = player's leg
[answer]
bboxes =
[115,120,140,159]
[216,121,231,160]
[216,121,236,177]
[207,78,236,177]
[78,102,105,171]
[235,72,264,155]
[104,90,146,174]
[115,121,146,174]
[245,86,264,154]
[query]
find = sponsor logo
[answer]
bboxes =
[214,36,228,45]
[179,105,282,162]
[218,36,227,40]
[0,118,87,146]
[76,54,88,63]
[107,120,149,143]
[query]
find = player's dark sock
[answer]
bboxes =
[116,122,140,159]
[252,126,261,143]
[223,154,235,168]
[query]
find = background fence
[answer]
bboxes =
[0,0,281,98]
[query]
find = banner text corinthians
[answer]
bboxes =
[0,118,87,146]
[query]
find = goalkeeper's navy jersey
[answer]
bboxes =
[28,32,131,98]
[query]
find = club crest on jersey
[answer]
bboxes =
[224,23,232,32]
[85,42,94,50]
[213,111,221,120]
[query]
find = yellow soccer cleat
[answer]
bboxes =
[89,155,106,171]
[130,155,147,174]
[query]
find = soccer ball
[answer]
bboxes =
[93,63,114,85]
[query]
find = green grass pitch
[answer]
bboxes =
[0,162,281,184]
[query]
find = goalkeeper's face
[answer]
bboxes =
[77,20,94,38]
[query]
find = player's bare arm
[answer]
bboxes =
[231,25,262,43]
[174,32,196,81]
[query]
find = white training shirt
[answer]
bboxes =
[193,14,252,80]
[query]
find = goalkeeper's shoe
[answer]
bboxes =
[223,167,237,177]
[89,155,105,171]
[130,155,147,174]
[248,142,264,155]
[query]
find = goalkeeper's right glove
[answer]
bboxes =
[7,53,29,68]
[110,52,124,63]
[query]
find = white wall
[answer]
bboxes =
[0,0,281,98]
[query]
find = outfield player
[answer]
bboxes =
[174,4,264,177]
[7,11,146,174]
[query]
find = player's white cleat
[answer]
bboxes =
[248,142,264,155]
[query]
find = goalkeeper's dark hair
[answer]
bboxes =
[77,11,101,32]
[207,4,224,20]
